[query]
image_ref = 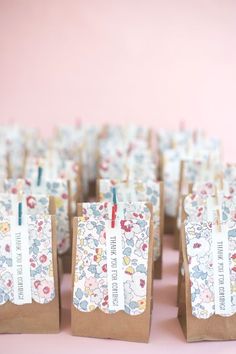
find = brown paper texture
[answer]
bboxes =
[154,181,164,279]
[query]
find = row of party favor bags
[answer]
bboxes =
[0,193,60,333]
[177,173,236,341]
[0,190,154,342]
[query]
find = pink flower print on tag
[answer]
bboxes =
[120,220,133,232]
[1,238,11,258]
[200,288,214,303]
[36,279,55,301]
[85,277,98,295]
[0,270,13,296]
[188,237,210,258]
[26,196,37,209]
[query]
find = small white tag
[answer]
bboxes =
[105,220,125,312]
[212,224,232,315]
[10,196,32,305]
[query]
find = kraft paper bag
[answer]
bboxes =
[71,201,154,342]
[178,188,236,341]
[0,195,60,333]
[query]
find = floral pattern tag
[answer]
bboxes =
[162,149,183,217]
[176,161,222,229]
[184,184,236,319]
[185,220,236,319]
[25,156,79,214]
[3,179,70,255]
[73,202,151,315]
[99,180,161,260]
[0,215,55,305]
[0,192,49,217]
[45,181,70,254]
[162,139,222,217]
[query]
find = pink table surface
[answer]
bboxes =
[1,235,236,354]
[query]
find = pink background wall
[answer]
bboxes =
[0,0,235,159]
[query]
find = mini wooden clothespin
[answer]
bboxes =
[125,166,130,186]
[216,209,222,233]
[111,187,117,228]
[188,183,193,194]
[219,172,224,192]
[214,185,222,232]
[206,155,211,170]
[37,159,43,187]
[17,190,23,226]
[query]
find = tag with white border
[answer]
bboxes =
[10,196,32,305]
[212,223,232,315]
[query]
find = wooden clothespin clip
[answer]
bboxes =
[219,171,224,192]
[207,155,211,170]
[125,166,130,186]
[111,187,117,229]
[17,190,23,226]
[188,183,193,194]
[37,159,43,187]
[214,185,222,232]
[216,209,222,232]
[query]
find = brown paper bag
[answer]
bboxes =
[0,199,60,334]
[154,181,164,279]
[178,224,236,342]
[71,203,154,342]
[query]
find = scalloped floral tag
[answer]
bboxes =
[4,179,70,255]
[184,190,236,319]
[73,202,151,315]
[0,213,55,305]
[99,179,162,260]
